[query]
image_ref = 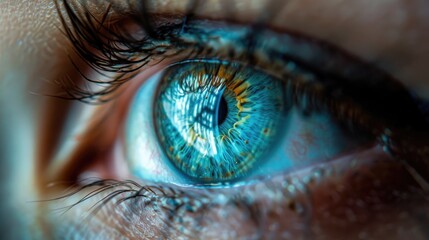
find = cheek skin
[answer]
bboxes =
[310,154,427,239]
[42,147,428,240]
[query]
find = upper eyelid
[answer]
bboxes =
[56,1,424,118]
[56,0,428,154]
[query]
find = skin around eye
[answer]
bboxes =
[1,0,429,240]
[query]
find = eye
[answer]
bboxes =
[41,1,429,238]
[48,1,427,189]
[126,59,366,185]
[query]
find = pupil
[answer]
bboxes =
[217,96,228,125]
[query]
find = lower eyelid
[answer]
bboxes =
[45,145,426,239]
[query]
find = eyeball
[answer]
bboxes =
[125,59,364,186]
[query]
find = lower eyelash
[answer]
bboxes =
[47,179,204,218]
[44,180,248,236]
[44,172,314,238]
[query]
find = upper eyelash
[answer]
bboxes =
[54,0,281,104]
[55,1,165,103]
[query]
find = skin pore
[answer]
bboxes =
[1,0,429,239]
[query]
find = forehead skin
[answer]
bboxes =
[0,0,428,238]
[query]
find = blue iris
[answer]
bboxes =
[154,60,287,182]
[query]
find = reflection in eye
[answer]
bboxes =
[126,59,365,185]
[42,0,429,239]
[155,60,285,183]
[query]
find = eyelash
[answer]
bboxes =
[47,178,278,237]
[56,0,198,103]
